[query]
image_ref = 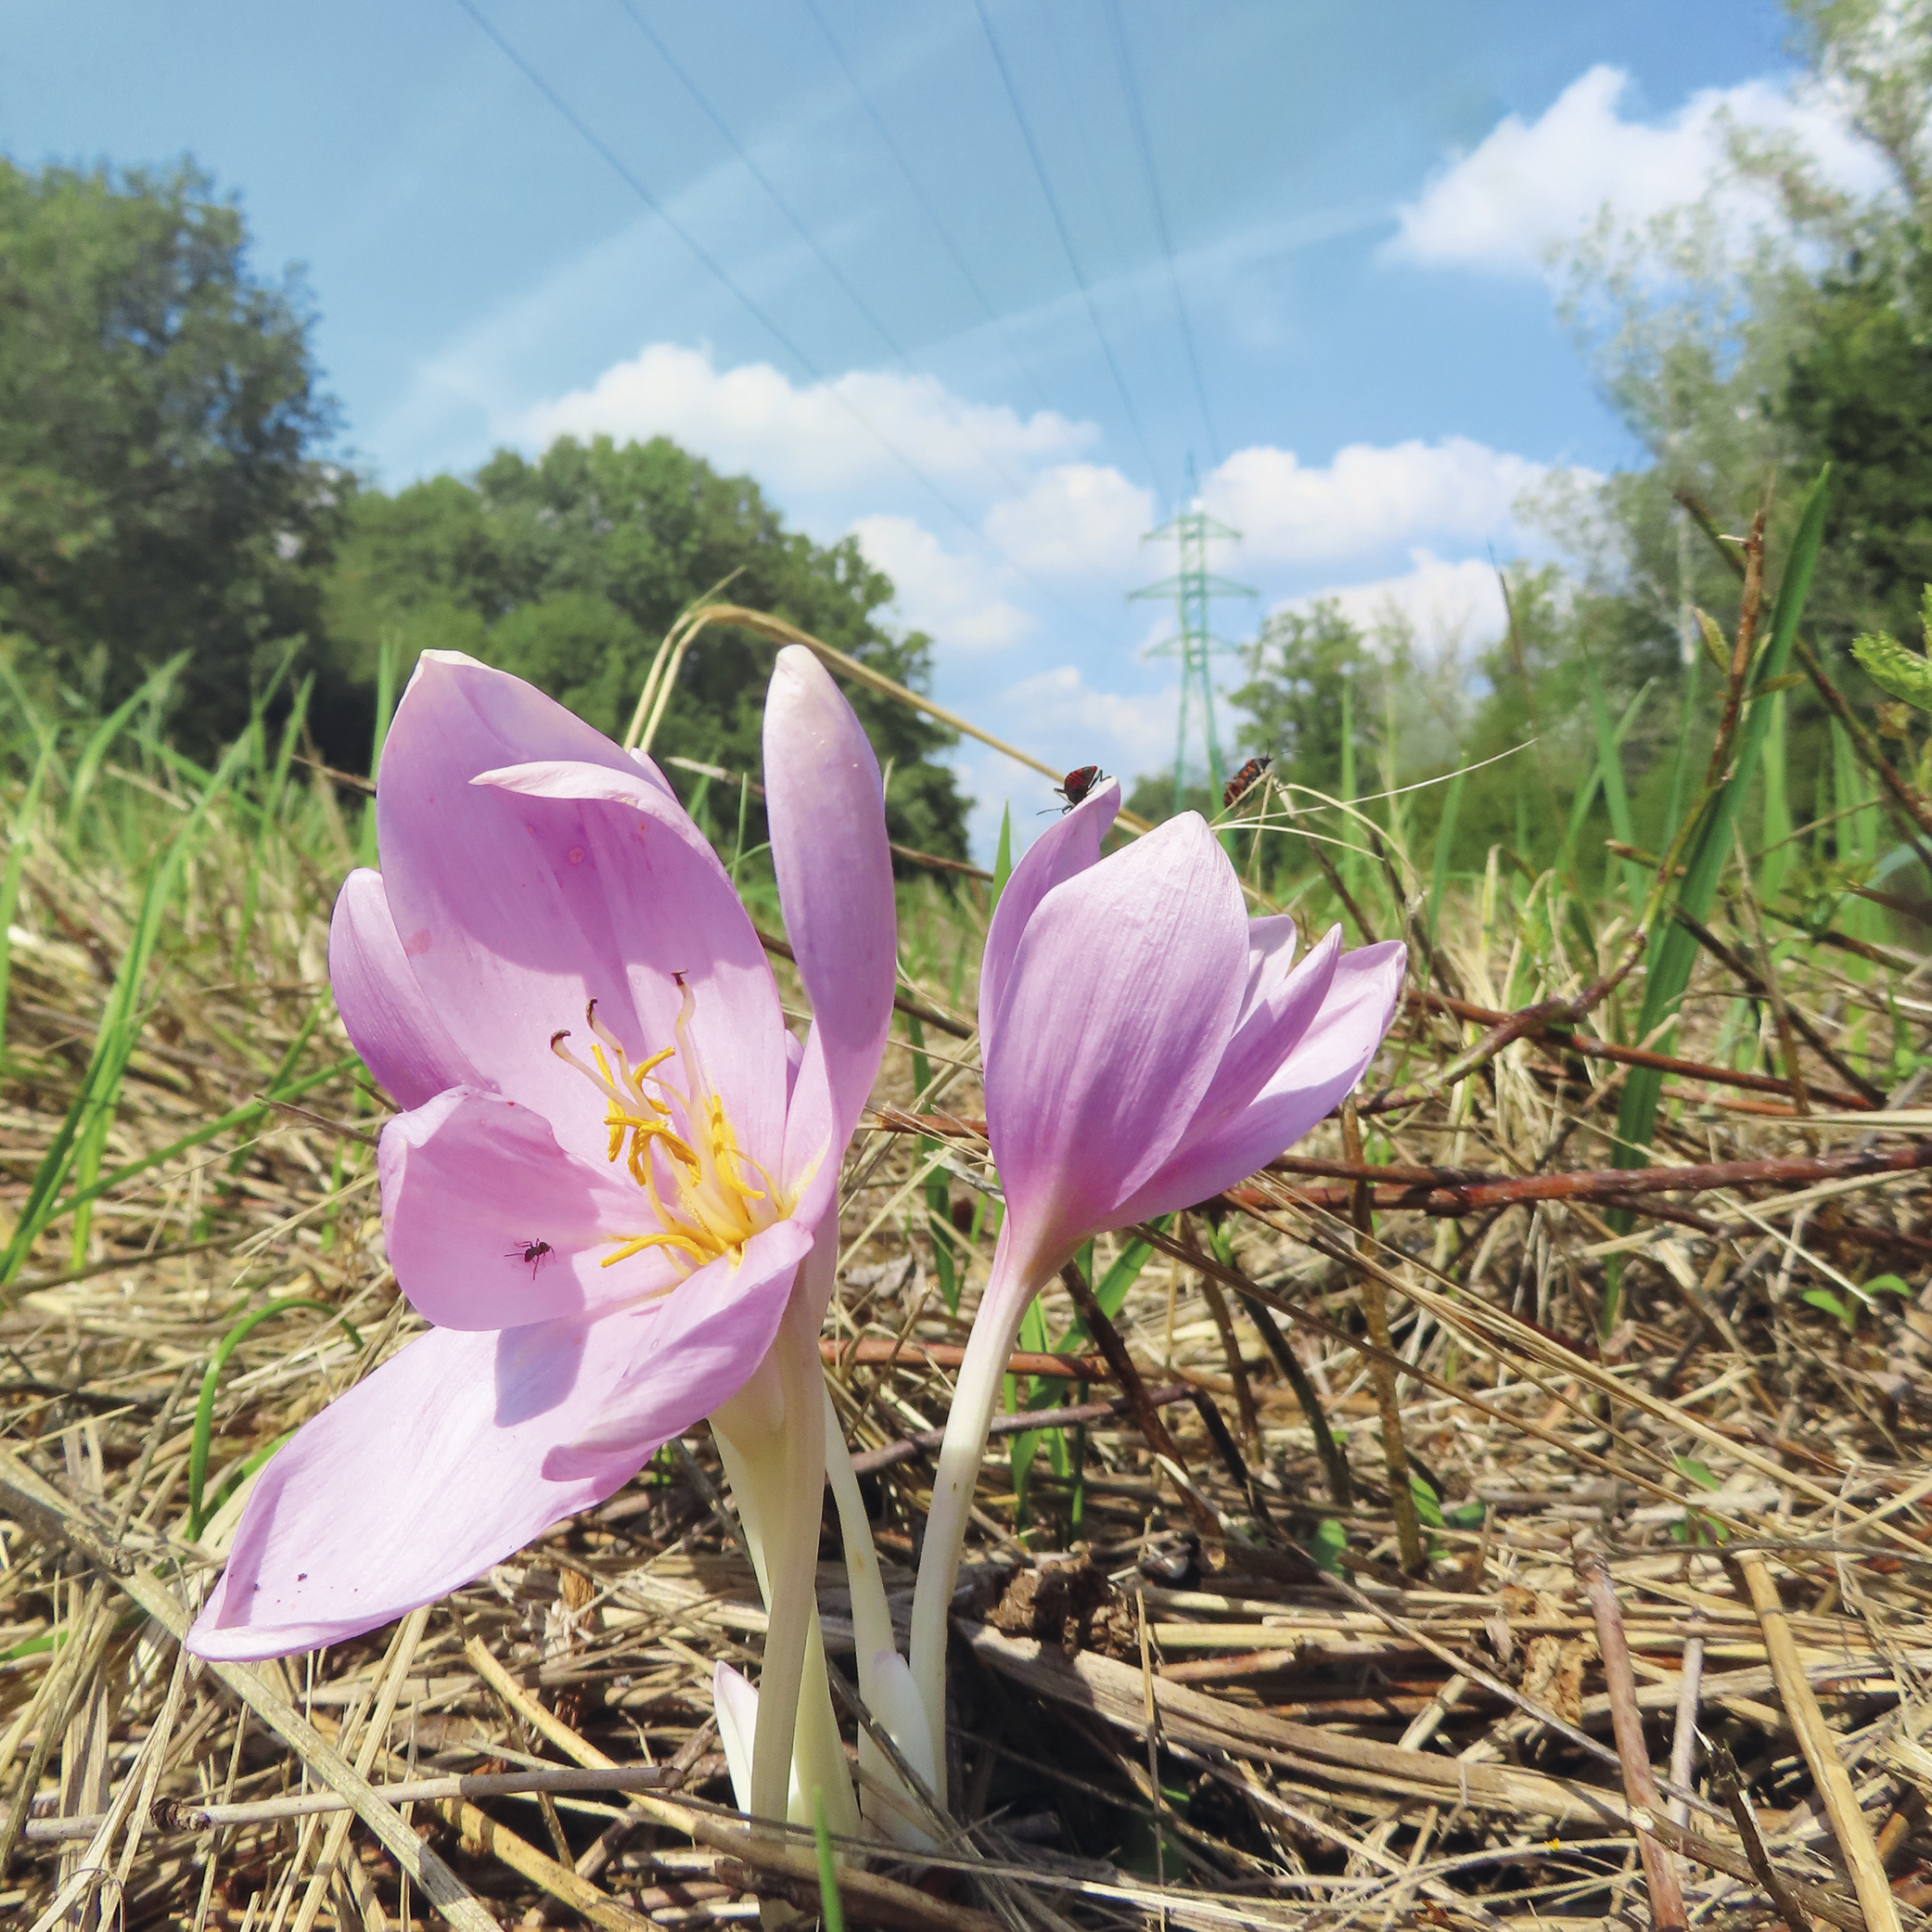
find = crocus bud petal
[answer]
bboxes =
[713,1662,758,1815]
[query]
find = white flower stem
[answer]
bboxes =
[712,1317,858,1836]
[823,1390,934,1838]
[905,1232,1035,1805]
[823,1390,897,1683]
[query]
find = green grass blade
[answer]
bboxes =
[189,1297,363,1539]
[360,631,398,868]
[234,674,313,976]
[0,745,55,1067]
[1585,664,1646,907]
[65,652,189,837]
[1759,686,1794,904]
[1427,760,1467,943]
[992,803,1014,911]
[812,1792,846,1932]
[3,1053,360,1290]
[1607,467,1830,1294]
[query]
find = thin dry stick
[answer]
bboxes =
[1056,1260,1219,1536]
[290,1603,432,1932]
[1708,1736,1815,1932]
[1190,1253,1263,1453]
[1341,1099,1425,1573]
[1668,1633,1705,1829]
[1732,1553,1902,1932]
[464,1639,1002,1932]
[1575,1548,1686,1931]
[1636,1808,1865,1932]
[43,1764,685,1842]
[1734,825,1811,1120]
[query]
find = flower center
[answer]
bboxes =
[551,977,786,1277]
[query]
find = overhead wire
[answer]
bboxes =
[800,0,1056,417]
[452,0,1110,643]
[1032,0,1174,450]
[968,0,1164,493]
[613,0,1035,500]
[1102,0,1222,468]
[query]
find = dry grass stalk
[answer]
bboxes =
[4,632,1932,1930]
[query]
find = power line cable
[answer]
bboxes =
[1033,0,1174,459]
[800,0,1056,416]
[451,0,1109,642]
[1102,0,1222,468]
[968,0,1164,491]
[614,0,1033,499]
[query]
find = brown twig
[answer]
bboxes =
[1708,1735,1815,1932]
[1343,1099,1426,1575]
[1385,985,1874,1113]
[846,1382,1194,1477]
[1670,903,1886,1104]
[1057,1259,1219,1535]
[823,1336,1112,1381]
[1226,1136,1932,1217]
[1576,1547,1686,1930]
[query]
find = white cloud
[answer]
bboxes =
[1290,550,1510,654]
[996,664,1181,777]
[518,342,1094,495]
[981,464,1156,578]
[1205,437,1547,565]
[1387,65,1887,276]
[850,514,1034,652]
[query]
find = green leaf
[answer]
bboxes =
[1305,1518,1348,1575]
[189,1298,364,1539]
[1408,1473,1445,1529]
[992,803,1014,911]
[1672,1456,1721,1492]
[1607,467,1831,1306]
[1444,1499,1486,1530]
[812,1791,846,1932]
[1853,628,1932,711]
[1862,1273,1912,1299]
[1800,1287,1855,1333]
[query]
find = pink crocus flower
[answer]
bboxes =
[905,778,1406,1777]
[188,646,894,1730]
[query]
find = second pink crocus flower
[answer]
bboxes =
[189,645,895,1833]
[906,778,1406,1779]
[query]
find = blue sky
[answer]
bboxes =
[5,0,1823,850]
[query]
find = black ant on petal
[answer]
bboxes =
[507,1239,554,1280]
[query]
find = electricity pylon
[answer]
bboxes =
[1132,458,1254,813]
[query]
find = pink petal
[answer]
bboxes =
[1113,940,1408,1223]
[984,812,1247,1281]
[378,1088,677,1332]
[1191,925,1344,1132]
[763,648,896,1205]
[328,870,482,1108]
[187,1315,650,1660]
[375,663,786,1171]
[467,758,788,1169]
[544,1216,815,1474]
[979,777,1119,1056]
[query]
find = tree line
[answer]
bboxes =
[0,159,968,863]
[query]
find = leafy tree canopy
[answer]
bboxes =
[321,435,969,861]
[0,158,338,744]
[0,158,969,861]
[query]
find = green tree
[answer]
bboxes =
[320,434,970,861]
[1229,598,1386,801]
[0,159,338,747]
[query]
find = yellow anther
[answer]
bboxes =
[552,986,794,1286]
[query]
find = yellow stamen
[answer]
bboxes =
[551,985,791,1285]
